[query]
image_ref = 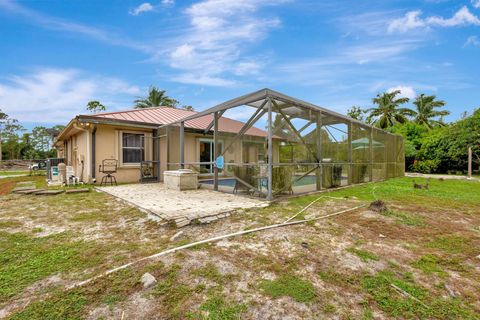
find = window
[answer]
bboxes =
[122,133,144,164]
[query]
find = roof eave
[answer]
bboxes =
[77,115,159,129]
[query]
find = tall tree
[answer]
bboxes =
[134,86,178,109]
[412,94,449,129]
[31,126,51,152]
[182,105,195,111]
[347,106,368,122]
[0,109,24,161]
[367,90,415,129]
[86,100,106,113]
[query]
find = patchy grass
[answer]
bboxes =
[347,247,380,262]
[152,264,196,318]
[2,176,480,318]
[193,263,225,284]
[426,235,472,255]
[194,294,247,320]
[0,175,46,195]
[10,268,141,320]
[0,231,97,302]
[0,170,29,176]
[362,269,478,319]
[381,209,425,226]
[318,269,361,287]
[9,290,88,320]
[412,254,469,276]
[259,275,316,303]
[297,177,480,208]
[411,255,447,276]
[0,220,22,229]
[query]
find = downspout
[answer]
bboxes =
[91,125,97,181]
[73,122,90,182]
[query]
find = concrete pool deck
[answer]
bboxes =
[96,183,269,227]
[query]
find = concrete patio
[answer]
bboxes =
[96,183,268,227]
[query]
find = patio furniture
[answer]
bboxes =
[140,161,159,183]
[99,159,118,186]
[232,165,256,195]
[66,166,79,185]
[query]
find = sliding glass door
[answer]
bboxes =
[199,139,222,173]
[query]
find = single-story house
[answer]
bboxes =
[54,107,276,184]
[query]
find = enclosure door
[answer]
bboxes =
[199,139,222,174]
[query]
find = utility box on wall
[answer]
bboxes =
[163,169,198,191]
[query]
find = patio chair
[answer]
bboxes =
[99,159,118,186]
[232,165,255,195]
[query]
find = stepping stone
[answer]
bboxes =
[65,188,90,194]
[35,190,65,196]
[16,189,46,194]
[12,187,37,193]
[16,181,35,186]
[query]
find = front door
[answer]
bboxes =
[199,139,222,173]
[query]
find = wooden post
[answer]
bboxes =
[468,147,472,178]
[156,129,161,182]
[213,112,219,191]
[267,98,273,201]
[179,122,185,169]
[369,127,373,182]
[348,121,352,185]
[316,112,322,191]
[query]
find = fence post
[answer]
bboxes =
[468,147,472,179]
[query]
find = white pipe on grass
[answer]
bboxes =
[68,204,365,290]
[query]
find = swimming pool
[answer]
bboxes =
[199,175,326,187]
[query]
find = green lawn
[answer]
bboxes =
[0,170,30,176]
[1,176,479,319]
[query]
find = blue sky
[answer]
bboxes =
[0,0,479,130]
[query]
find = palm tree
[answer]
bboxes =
[412,94,449,129]
[86,100,106,113]
[134,86,179,109]
[367,90,415,129]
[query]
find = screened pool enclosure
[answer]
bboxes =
[159,89,404,200]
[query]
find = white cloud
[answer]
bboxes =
[161,0,175,7]
[129,1,174,15]
[171,74,236,87]
[387,86,416,99]
[427,6,480,27]
[388,11,426,33]
[345,41,420,64]
[388,6,480,33]
[165,0,285,86]
[472,0,480,9]
[464,35,480,47]
[233,61,261,76]
[0,0,149,51]
[129,2,154,16]
[277,40,420,71]
[0,68,140,123]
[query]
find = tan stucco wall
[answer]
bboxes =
[93,124,153,183]
[57,122,279,184]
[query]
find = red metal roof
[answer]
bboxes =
[81,107,269,137]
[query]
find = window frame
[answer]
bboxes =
[121,132,145,166]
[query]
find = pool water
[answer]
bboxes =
[199,175,327,187]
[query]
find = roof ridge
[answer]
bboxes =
[81,106,192,117]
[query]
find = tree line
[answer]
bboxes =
[0,110,64,161]
[0,86,192,161]
[86,86,193,113]
[1,87,478,175]
[348,90,479,174]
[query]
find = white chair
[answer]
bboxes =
[66,166,79,185]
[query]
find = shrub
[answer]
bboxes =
[411,159,440,174]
